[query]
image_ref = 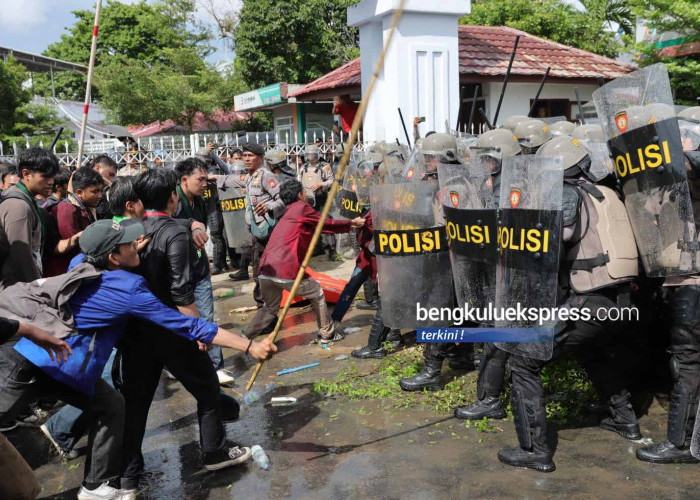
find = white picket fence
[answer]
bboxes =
[0,130,367,167]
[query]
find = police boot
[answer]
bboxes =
[352,307,389,359]
[636,384,699,464]
[455,348,507,419]
[229,254,250,281]
[385,329,404,350]
[498,390,555,472]
[599,392,642,440]
[399,357,443,391]
[357,279,379,310]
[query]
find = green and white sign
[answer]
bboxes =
[234,83,284,111]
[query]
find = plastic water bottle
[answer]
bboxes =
[243,390,259,405]
[251,445,269,469]
[343,327,362,334]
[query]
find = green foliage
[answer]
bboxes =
[95,47,222,129]
[231,113,274,133]
[461,0,625,58]
[0,58,70,149]
[34,0,211,101]
[233,0,359,88]
[313,348,598,426]
[629,0,700,105]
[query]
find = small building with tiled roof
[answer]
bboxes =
[290,25,636,135]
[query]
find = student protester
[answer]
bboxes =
[0,162,20,194]
[0,218,276,499]
[174,158,235,385]
[120,169,260,490]
[40,177,145,461]
[245,179,364,343]
[47,169,71,203]
[44,167,105,277]
[0,316,72,500]
[90,155,118,220]
[0,147,60,291]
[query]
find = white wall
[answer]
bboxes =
[483,82,599,125]
[349,1,470,143]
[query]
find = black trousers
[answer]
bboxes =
[509,294,633,445]
[0,346,124,485]
[207,208,228,270]
[666,285,700,400]
[118,323,226,484]
[250,233,267,307]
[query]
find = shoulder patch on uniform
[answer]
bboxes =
[268,178,277,189]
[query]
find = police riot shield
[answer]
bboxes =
[592,63,698,277]
[218,169,249,249]
[370,180,454,329]
[333,151,366,220]
[494,156,564,360]
[401,149,426,181]
[438,155,498,317]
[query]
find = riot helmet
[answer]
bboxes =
[514,119,552,152]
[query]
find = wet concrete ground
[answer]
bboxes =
[7,256,700,499]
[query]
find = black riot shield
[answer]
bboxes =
[370,180,454,329]
[494,156,563,360]
[218,169,249,249]
[593,63,698,277]
[438,154,498,317]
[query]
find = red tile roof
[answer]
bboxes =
[127,109,249,137]
[291,25,636,98]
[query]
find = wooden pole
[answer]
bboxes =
[246,0,408,391]
[76,0,102,167]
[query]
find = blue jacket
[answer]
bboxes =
[14,255,218,395]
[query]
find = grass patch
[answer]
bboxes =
[313,347,598,425]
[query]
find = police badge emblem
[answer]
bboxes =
[509,188,521,208]
[449,190,460,208]
[615,111,628,134]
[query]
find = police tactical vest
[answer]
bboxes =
[567,182,638,293]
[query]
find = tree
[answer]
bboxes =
[231,0,359,89]
[629,0,700,104]
[0,57,69,149]
[95,48,223,130]
[580,0,634,36]
[34,0,211,101]
[462,0,622,59]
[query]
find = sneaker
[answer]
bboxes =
[216,369,236,386]
[319,331,344,345]
[77,482,134,500]
[203,445,252,471]
[40,424,79,460]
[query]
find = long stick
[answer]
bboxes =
[246,0,408,391]
[455,85,466,131]
[466,84,479,135]
[528,67,550,117]
[398,107,412,147]
[575,87,586,125]
[76,0,102,167]
[492,35,520,127]
[478,108,494,131]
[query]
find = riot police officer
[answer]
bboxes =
[264,149,296,183]
[300,144,338,260]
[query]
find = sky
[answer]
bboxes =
[0,0,236,63]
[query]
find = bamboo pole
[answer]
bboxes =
[76,0,102,166]
[246,0,407,391]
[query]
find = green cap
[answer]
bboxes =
[80,219,144,257]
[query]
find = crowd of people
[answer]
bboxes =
[1,64,700,499]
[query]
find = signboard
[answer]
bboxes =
[234,83,284,111]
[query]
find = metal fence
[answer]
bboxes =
[0,130,368,168]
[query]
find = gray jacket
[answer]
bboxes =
[0,263,102,340]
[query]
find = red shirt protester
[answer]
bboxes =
[44,198,94,277]
[356,210,376,282]
[333,97,359,134]
[258,201,353,280]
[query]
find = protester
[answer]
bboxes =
[119,168,262,491]
[44,166,105,277]
[333,95,359,134]
[0,162,19,193]
[0,147,60,290]
[245,179,364,343]
[174,157,235,385]
[48,169,71,202]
